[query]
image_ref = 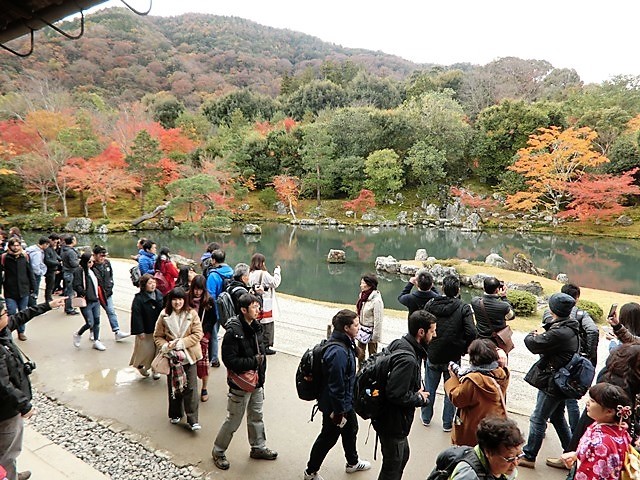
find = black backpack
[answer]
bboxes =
[216,285,247,329]
[353,348,410,420]
[426,446,487,480]
[296,339,344,402]
[129,264,141,286]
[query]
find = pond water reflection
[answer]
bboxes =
[27,224,640,310]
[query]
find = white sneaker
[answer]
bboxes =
[89,333,94,341]
[170,417,181,424]
[346,459,371,473]
[92,340,106,351]
[115,330,130,341]
[304,470,324,480]
[152,372,161,380]
[190,423,201,431]
[73,333,81,348]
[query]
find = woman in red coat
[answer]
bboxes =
[153,247,180,296]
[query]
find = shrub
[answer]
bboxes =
[258,187,278,208]
[175,214,232,235]
[577,300,604,324]
[506,290,538,316]
[4,212,60,231]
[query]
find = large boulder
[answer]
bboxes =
[375,255,400,274]
[428,264,458,284]
[172,254,198,269]
[556,273,569,284]
[361,213,376,222]
[485,253,510,269]
[242,223,262,235]
[512,253,548,277]
[327,249,346,264]
[399,264,419,275]
[275,201,288,215]
[415,249,428,261]
[462,212,482,231]
[65,217,93,234]
[615,215,634,227]
[510,281,544,296]
[424,203,440,218]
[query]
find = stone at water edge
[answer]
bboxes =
[242,223,262,234]
[415,249,428,261]
[485,253,510,269]
[556,273,569,284]
[327,249,346,263]
[65,217,93,234]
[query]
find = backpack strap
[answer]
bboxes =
[461,448,489,479]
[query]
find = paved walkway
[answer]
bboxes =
[16,258,581,479]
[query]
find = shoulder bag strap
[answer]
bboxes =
[479,298,495,331]
[487,375,507,415]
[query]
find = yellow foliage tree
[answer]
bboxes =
[505,126,609,213]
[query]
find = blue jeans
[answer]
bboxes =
[523,390,572,461]
[6,296,29,334]
[77,301,101,340]
[63,271,75,313]
[566,398,580,433]
[209,322,220,363]
[421,359,456,429]
[100,295,120,332]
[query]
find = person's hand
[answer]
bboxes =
[608,311,619,326]
[22,407,35,420]
[409,276,417,286]
[496,348,508,367]
[48,298,66,309]
[448,366,458,378]
[418,388,430,404]
[561,452,577,468]
[330,412,344,426]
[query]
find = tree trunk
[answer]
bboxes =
[83,200,89,217]
[131,201,170,226]
[102,201,108,218]
[42,191,47,213]
[61,193,68,217]
[140,189,146,215]
[288,197,297,221]
[316,163,321,207]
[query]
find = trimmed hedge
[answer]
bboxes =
[577,299,604,324]
[506,290,538,316]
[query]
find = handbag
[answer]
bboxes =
[524,358,554,391]
[356,325,373,344]
[151,353,170,375]
[71,296,87,308]
[623,444,640,480]
[479,299,515,353]
[227,369,258,392]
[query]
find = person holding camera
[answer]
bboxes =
[248,253,281,356]
[0,295,66,480]
[444,338,509,447]
[471,277,515,346]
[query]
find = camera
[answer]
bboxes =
[448,361,461,376]
[23,360,36,376]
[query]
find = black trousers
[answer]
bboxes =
[167,363,199,425]
[44,270,56,302]
[306,410,359,474]
[377,433,409,480]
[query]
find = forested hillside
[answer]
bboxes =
[1,6,640,232]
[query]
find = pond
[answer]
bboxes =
[25,223,640,311]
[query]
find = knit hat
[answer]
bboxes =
[548,293,575,318]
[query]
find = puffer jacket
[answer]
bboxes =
[221,316,267,389]
[524,316,579,396]
[445,366,510,447]
[0,252,35,299]
[425,296,477,364]
[0,303,51,421]
[372,334,427,437]
[318,331,355,415]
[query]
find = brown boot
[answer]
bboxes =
[18,471,32,480]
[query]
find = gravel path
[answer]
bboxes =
[30,390,207,480]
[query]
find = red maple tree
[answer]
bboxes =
[343,189,376,219]
[272,175,301,220]
[560,168,640,221]
[450,186,499,211]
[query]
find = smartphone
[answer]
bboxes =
[608,304,618,318]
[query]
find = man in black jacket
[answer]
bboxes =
[373,310,434,480]
[397,269,439,316]
[0,238,36,341]
[0,296,65,480]
[60,235,80,316]
[43,234,61,303]
[471,277,515,343]
[421,274,477,430]
[91,246,130,341]
[304,310,371,480]
[520,293,579,469]
[211,293,277,471]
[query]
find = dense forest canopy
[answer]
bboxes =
[1,6,640,229]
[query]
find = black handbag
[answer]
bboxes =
[524,358,554,391]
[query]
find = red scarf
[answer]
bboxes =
[356,288,374,316]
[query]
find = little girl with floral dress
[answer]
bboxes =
[561,382,632,480]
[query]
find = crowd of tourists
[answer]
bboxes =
[2,231,640,480]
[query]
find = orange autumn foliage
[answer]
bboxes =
[449,186,499,211]
[272,175,301,219]
[343,189,376,219]
[505,126,609,213]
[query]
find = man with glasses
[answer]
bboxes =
[0,295,65,480]
[91,246,130,342]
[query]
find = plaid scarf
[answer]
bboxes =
[167,350,187,398]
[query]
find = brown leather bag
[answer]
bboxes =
[480,299,515,353]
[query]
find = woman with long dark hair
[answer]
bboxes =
[186,275,216,402]
[153,287,203,431]
[72,252,105,351]
[248,253,281,355]
[608,302,640,350]
[355,273,384,369]
[129,273,164,378]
